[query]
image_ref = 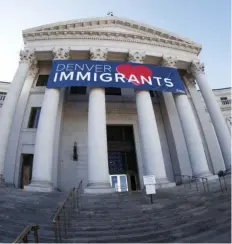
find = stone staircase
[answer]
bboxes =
[0,187,67,243]
[0,176,230,243]
[63,178,231,243]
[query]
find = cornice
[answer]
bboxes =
[23,30,200,54]
[23,17,201,46]
[23,17,201,55]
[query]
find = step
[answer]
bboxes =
[65,217,230,243]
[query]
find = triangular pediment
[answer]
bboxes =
[23,16,201,54]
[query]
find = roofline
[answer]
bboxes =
[212,87,232,91]
[22,16,202,49]
[0,81,11,84]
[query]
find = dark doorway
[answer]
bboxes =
[20,154,33,189]
[107,125,140,191]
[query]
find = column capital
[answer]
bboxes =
[189,60,205,75]
[128,51,146,63]
[52,48,70,60]
[161,56,178,68]
[90,48,108,60]
[184,72,196,86]
[19,49,36,65]
[28,65,39,79]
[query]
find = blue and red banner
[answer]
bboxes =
[47,60,185,93]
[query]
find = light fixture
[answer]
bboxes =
[73,141,78,161]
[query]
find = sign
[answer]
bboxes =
[47,60,185,94]
[145,184,156,195]
[143,175,156,185]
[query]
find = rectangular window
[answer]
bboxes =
[105,88,121,96]
[28,107,41,128]
[0,92,6,101]
[70,86,87,94]
[150,91,154,97]
[36,75,49,86]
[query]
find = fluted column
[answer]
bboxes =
[171,61,213,178]
[190,61,231,170]
[25,48,69,192]
[0,49,36,186]
[129,51,173,188]
[85,48,114,194]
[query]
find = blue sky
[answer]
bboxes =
[0,0,230,88]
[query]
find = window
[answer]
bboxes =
[70,86,87,94]
[105,88,121,96]
[28,107,41,128]
[150,90,154,97]
[36,75,49,86]
[0,92,6,101]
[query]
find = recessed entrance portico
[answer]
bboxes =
[107,125,140,192]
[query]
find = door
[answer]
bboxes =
[110,174,128,192]
[20,154,33,189]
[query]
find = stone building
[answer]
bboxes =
[0,16,230,193]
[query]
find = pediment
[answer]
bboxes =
[23,16,201,54]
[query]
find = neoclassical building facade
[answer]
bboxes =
[0,16,230,193]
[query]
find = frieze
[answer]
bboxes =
[23,31,200,54]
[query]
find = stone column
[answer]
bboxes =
[85,48,114,194]
[0,49,36,186]
[25,48,69,192]
[161,56,192,177]
[129,51,174,188]
[183,74,225,174]
[174,91,214,178]
[190,61,231,170]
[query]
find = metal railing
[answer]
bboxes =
[217,170,228,192]
[53,181,83,243]
[174,174,209,192]
[13,225,39,243]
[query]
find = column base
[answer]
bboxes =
[225,166,231,175]
[196,174,218,182]
[155,178,176,189]
[195,171,218,181]
[84,182,116,194]
[24,181,55,193]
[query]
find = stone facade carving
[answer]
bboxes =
[22,17,201,54]
[52,48,70,60]
[184,73,196,86]
[190,60,205,75]
[161,56,178,68]
[90,48,108,60]
[128,51,146,63]
[19,49,36,65]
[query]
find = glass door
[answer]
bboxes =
[110,174,128,192]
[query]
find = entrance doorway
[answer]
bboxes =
[20,154,33,189]
[107,125,140,192]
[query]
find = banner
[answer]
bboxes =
[47,60,185,94]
